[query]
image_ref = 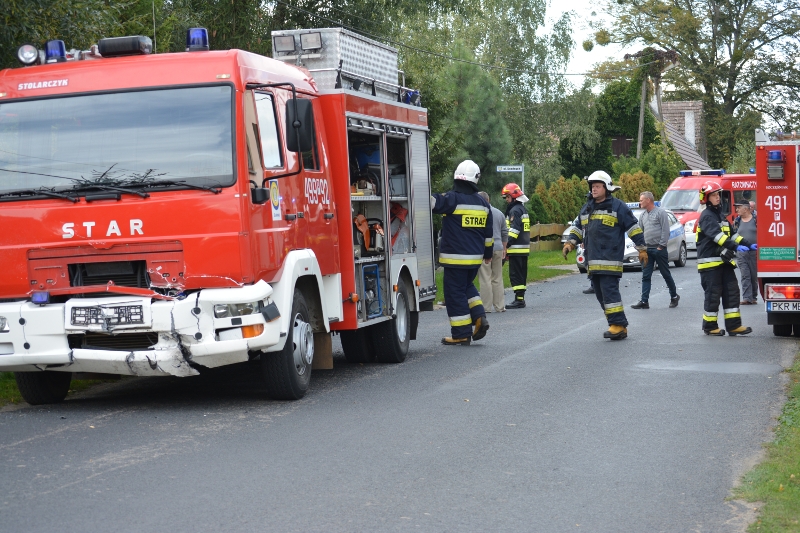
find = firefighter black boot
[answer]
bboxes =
[728,326,753,336]
[472,316,489,341]
[507,296,526,309]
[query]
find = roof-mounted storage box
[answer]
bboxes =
[271,27,401,102]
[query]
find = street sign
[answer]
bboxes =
[496,164,526,194]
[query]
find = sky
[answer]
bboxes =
[547,0,631,89]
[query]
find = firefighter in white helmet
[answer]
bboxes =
[562,171,647,340]
[430,160,493,345]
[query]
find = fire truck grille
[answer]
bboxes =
[68,332,159,351]
[68,261,150,288]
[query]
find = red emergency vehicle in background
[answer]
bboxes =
[0,28,437,403]
[754,130,800,336]
[660,170,757,251]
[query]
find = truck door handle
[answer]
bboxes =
[324,213,334,219]
[285,214,297,221]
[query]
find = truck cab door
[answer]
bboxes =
[246,90,297,279]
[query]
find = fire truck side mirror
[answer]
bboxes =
[251,187,270,205]
[286,98,315,153]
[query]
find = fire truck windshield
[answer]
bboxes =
[0,85,234,197]
[660,189,700,212]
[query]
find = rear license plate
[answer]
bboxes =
[767,301,800,312]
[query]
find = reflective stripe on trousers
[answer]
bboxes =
[593,274,627,327]
[699,265,742,332]
[443,266,486,338]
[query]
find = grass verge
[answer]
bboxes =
[435,250,574,303]
[732,356,800,532]
[1,371,111,408]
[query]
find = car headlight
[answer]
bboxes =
[626,241,635,249]
[0,316,8,333]
[214,302,260,318]
[684,220,695,233]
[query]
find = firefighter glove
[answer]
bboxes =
[720,248,735,263]
[638,250,648,267]
[562,242,574,260]
[736,245,749,252]
[750,243,758,250]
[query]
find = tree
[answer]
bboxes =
[559,79,658,177]
[527,192,550,224]
[410,42,512,194]
[1,0,124,69]
[727,138,756,174]
[617,171,656,202]
[596,0,799,164]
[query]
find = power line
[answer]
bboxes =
[273,0,653,77]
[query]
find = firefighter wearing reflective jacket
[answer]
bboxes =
[502,183,531,308]
[696,181,755,336]
[432,160,493,345]
[562,171,647,340]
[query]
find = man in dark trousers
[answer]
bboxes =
[631,191,680,309]
[432,160,493,346]
[562,171,648,340]
[502,183,530,308]
[696,182,755,335]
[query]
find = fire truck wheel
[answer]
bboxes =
[14,371,72,405]
[261,289,313,400]
[340,329,376,364]
[773,324,793,337]
[372,278,411,364]
[674,243,687,267]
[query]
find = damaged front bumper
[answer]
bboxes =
[0,280,281,377]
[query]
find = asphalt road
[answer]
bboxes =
[0,260,794,533]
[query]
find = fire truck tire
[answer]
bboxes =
[773,324,793,337]
[372,278,411,364]
[14,371,72,405]
[674,243,687,267]
[340,329,376,364]
[261,289,313,400]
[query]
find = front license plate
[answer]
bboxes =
[767,301,800,312]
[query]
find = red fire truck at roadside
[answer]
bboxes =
[0,28,437,403]
[755,130,800,336]
[660,170,757,251]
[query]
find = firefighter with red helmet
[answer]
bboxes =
[562,171,647,340]
[501,183,531,308]
[696,181,756,336]
[431,160,493,345]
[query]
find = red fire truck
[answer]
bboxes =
[755,130,800,336]
[0,28,437,403]
[660,170,757,251]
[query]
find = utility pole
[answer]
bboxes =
[627,48,679,159]
[636,77,647,159]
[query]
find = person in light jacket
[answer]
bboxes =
[477,191,508,312]
[630,191,680,309]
